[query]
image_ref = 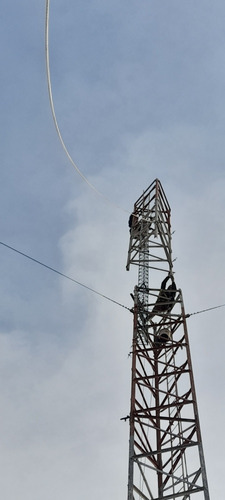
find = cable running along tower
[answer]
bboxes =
[126,179,210,500]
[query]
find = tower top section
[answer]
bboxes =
[126,178,173,276]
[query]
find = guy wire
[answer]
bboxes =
[0,241,130,312]
[1,240,224,319]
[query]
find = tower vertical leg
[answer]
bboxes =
[127,299,137,500]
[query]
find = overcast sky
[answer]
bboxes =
[0,1,225,498]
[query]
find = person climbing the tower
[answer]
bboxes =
[128,212,139,233]
[149,274,176,319]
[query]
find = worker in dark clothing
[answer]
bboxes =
[128,212,139,233]
[128,213,133,230]
[149,275,176,319]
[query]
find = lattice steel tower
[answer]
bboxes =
[126,179,210,500]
